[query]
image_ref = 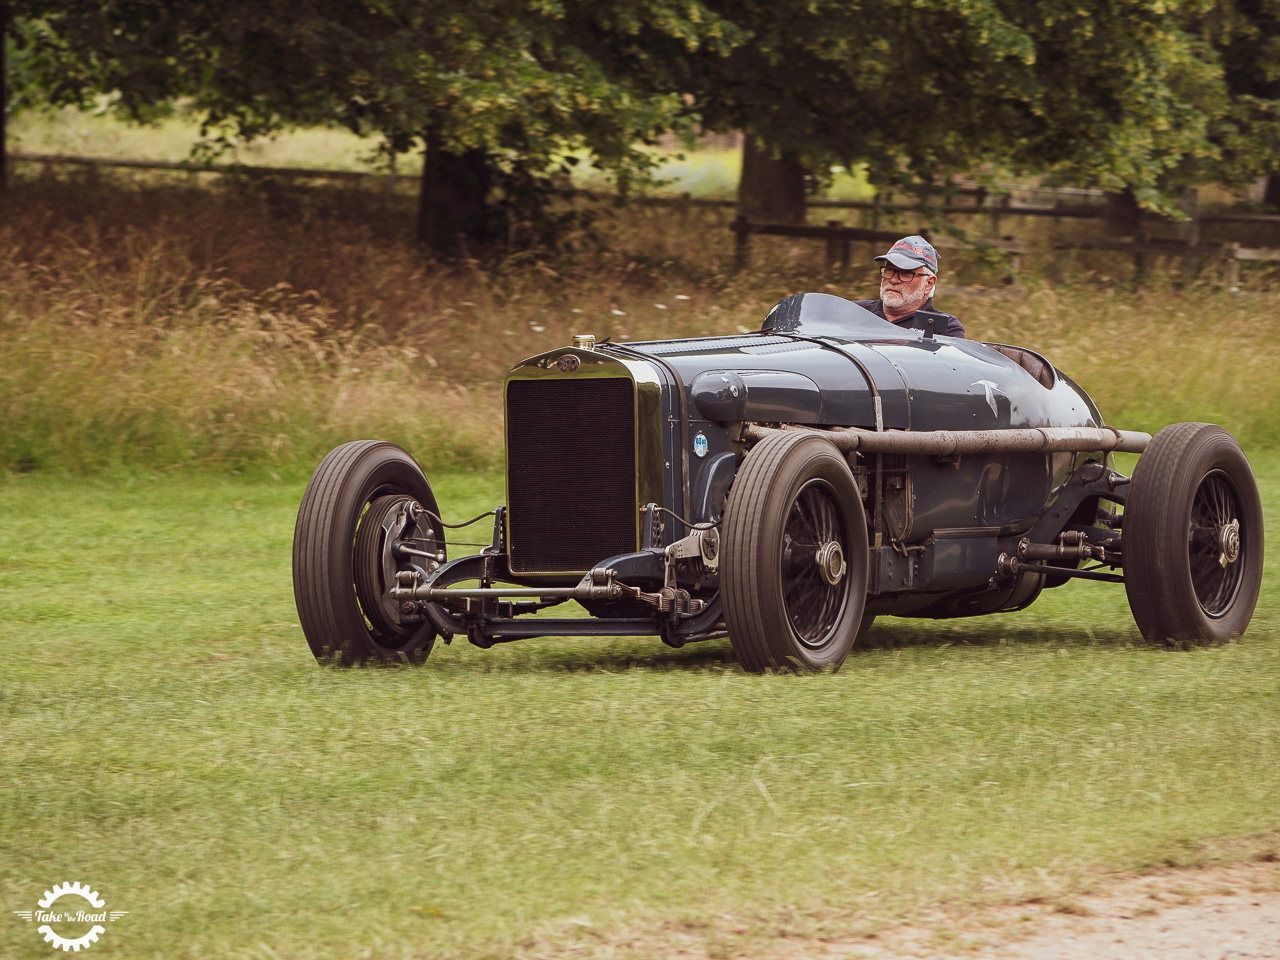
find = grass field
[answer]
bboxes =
[3,123,1280,957]
[2,461,1278,959]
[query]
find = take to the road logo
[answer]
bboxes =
[12,882,127,952]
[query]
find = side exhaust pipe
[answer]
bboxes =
[743,423,1150,456]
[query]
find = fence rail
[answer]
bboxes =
[7,150,1110,212]
[10,149,390,182]
[12,150,1280,276]
[728,217,1030,271]
[731,217,1280,275]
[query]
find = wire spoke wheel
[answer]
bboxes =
[1124,423,1263,647]
[782,479,850,647]
[1187,472,1244,617]
[722,433,868,673]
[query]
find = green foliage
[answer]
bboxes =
[14,1,1280,225]
[646,0,1243,213]
[3,13,44,116]
[1181,0,1280,189]
[8,1,744,246]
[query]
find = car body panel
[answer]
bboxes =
[500,292,1116,611]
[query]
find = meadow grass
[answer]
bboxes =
[10,104,388,173]
[5,117,1280,959]
[3,171,1280,477]
[10,106,877,201]
[1,463,1279,959]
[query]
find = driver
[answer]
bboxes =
[854,236,965,338]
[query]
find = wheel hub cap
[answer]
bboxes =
[816,540,846,585]
[1219,519,1240,568]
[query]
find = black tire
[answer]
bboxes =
[722,433,869,673]
[1124,423,1264,646]
[293,440,444,665]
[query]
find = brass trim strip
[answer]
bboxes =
[603,343,690,524]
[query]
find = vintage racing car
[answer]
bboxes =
[292,293,1264,672]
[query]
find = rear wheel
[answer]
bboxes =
[1123,423,1263,646]
[722,433,869,673]
[293,441,445,665]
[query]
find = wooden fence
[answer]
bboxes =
[8,149,393,183]
[728,216,1029,272]
[729,215,1280,276]
[12,150,1280,276]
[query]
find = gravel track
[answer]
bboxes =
[771,859,1280,959]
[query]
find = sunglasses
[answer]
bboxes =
[880,266,931,282]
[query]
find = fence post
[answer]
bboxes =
[1050,237,1072,282]
[732,216,752,272]
[1007,240,1023,277]
[1180,187,1201,276]
[1223,242,1241,289]
[825,219,840,272]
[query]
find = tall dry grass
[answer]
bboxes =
[2,168,1278,474]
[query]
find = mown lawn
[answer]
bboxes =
[2,461,1278,959]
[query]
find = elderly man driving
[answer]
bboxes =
[854,236,965,338]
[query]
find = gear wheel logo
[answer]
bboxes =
[12,881,127,952]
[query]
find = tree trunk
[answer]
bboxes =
[1,1,9,195]
[1263,172,1280,212]
[1103,187,1142,234]
[737,137,806,223]
[417,130,491,254]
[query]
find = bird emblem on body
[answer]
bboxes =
[971,379,1002,417]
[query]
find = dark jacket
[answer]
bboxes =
[853,297,965,338]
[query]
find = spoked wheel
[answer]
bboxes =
[1189,473,1247,615]
[1123,423,1264,646]
[293,441,445,665]
[722,433,869,673]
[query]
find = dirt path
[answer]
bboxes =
[777,859,1280,959]
[522,854,1280,959]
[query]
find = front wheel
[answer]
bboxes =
[1123,423,1264,646]
[722,433,869,673]
[293,441,445,665]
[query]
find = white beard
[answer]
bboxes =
[880,279,930,313]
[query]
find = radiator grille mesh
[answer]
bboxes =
[507,377,637,573]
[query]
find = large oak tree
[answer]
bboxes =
[5,0,740,246]
[9,0,1280,238]
[634,0,1238,217]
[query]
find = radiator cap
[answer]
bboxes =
[572,334,596,351]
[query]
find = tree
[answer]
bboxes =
[1,1,9,193]
[1183,0,1280,207]
[14,0,1278,236]
[0,4,54,195]
[10,1,741,249]
[737,137,805,221]
[599,0,1239,217]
